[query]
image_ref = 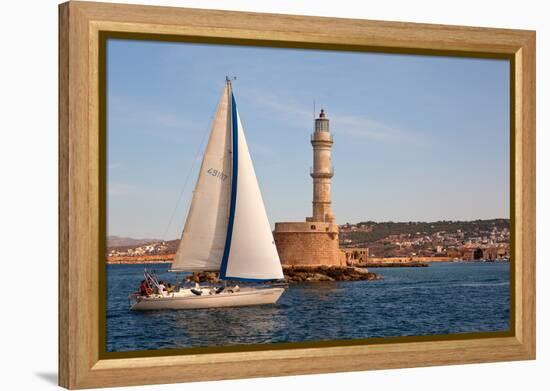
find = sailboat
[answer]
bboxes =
[130,78,285,311]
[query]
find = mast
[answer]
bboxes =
[219,77,238,279]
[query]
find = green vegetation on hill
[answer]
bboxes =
[342,219,510,245]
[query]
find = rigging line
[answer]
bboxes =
[160,102,218,242]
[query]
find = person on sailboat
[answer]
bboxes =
[157,281,167,297]
[139,280,151,297]
[166,282,175,294]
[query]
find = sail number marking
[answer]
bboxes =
[207,168,228,181]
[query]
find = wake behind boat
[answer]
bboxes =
[129,78,285,311]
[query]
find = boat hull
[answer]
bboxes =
[130,287,284,311]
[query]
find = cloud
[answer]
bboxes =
[243,89,428,147]
[244,90,311,123]
[108,93,206,141]
[150,111,199,130]
[108,182,136,196]
[108,181,180,204]
[336,115,429,147]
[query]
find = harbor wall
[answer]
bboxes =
[107,254,173,264]
[367,256,452,263]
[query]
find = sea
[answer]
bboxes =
[106,262,510,352]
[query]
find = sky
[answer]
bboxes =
[107,39,510,240]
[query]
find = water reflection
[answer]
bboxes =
[171,305,284,347]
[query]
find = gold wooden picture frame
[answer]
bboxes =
[58,1,535,389]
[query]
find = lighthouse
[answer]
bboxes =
[273,108,345,267]
[309,109,335,223]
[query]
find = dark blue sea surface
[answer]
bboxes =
[106,262,510,352]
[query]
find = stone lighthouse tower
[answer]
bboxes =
[309,109,335,223]
[273,108,345,267]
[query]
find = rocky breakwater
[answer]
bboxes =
[186,266,381,284]
[363,262,428,268]
[283,266,381,283]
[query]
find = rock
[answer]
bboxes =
[283,266,380,283]
[308,273,335,281]
[185,266,381,284]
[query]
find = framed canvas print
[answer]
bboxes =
[58,1,536,389]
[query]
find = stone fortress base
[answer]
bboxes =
[273,221,346,267]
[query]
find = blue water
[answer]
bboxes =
[106,262,510,352]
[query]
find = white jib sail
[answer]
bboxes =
[172,84,232,271]
[222,106,284,281]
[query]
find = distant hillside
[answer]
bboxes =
[339,218,510,258]
[107,237,180,254]
[108,219,509,259]
[107,236,161,248]
[342,219,510,245]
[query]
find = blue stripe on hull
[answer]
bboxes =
[222,275,281,283]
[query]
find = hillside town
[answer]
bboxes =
[107,219,510,264]
[108,242,169,257]
[339,219,510,261]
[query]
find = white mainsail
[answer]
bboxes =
[172,83,232,271]
[172,81,283,281]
